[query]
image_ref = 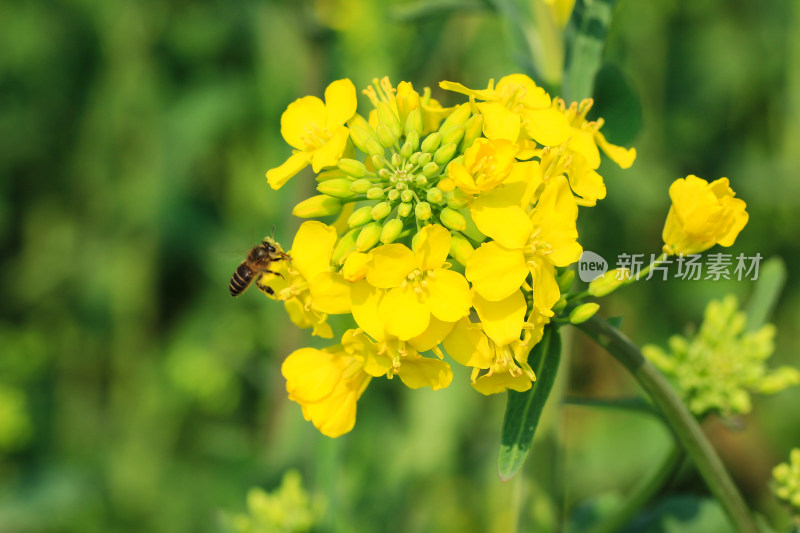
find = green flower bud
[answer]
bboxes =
[372,201,392,220]
[377,102,402,139]
[395,182,408,191]
[417,152,432,166]
[414,175,428,187]
[400,141,414,159]
[439,207,466,231]
[569,303,600,325]
[381,219,404,243]
[426,187,444,205]
[406,130,420,150]
[449,233,474,265]
[408,152,420,166]
[366,187,385,200]
[421,132,442,153]
[338,158,367,178]
[588,269,631,297]
[443,155,463,176]
[331,229,359,264]
[441,125,465,146]
[422,162,439,178]
[378,168,391,179]
[317,178,356,199]
[400,190,414,203]
[387,189,400,202]
[553,297,568,313]
[433,143,458,166]
[348,205,374,228]
[377,123,397,148]
[557,270,576,293]
[350,178,372,193]
[439,102,472,132]
[292,194,343,218]
[446,188,471,209]
[371,154,386,170]
[316,169,346,182]
[391,153,403,168]
[405,108,423,137]
[415,202,432,221]
[349,115,381,153]
[459,114,484,153]
[356,222,382,251]
[398,202,412,217]
[365,138,385,158]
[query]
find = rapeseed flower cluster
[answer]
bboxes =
[263,75,635,437]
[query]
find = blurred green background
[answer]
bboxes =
[2,0,800,531]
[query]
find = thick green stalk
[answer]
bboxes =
[587,444,684,533]
[576,315,760,533]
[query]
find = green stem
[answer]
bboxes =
[576,315,760,533]
[587,444,685,533]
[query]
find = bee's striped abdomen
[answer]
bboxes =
[230,262,254,296]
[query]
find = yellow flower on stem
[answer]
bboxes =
[661,175,749,255]
[281,334,372,438]
[466,175,581,315]
[443,297,549,395]
[349,282,455,391]
[446,138,520,195]
[258,221,352,338]
[440,74,570,152]
[362,224,471,340]
[363,77,451,135]
[266,79,358,189]
[555,97,636,171]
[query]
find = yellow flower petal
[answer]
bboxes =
[496,74,551,108]
[282,347,340,403]
[301,383,362,438]
[477,101,521,141]
[311,125,349,172]
[567,128,601,168]
[414,224,451,271]
[473,291,526,346]
[425,269,472,322]
[397,356,453,390]
[280,95,326,150]
[439,80,496,101]
[535,174,578,221]
[530,256,560,316]
[366,243,416,288]
[471,196,532,249]
[443,318,493,368]
[379,285,430,340]
[266,151,311,190]
[309,272,351,314]
[342,251,371,282]
[350,281,387,341]
[466,241,528,301]
[596,130,636,169]
[524,107,570,146]
[409,317,455,353]
[291,221,337,281]
[473,370,532,395]
[324,79,358,129]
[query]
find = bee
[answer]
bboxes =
[229,236,290,297]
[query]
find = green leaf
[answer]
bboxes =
[498,325,562,481]
[745,256,786,331]
[563,0,618,101]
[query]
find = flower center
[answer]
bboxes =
[401,268,436,294]
[523,228,553,264]
[300,122,331,150]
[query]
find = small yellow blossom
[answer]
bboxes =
[266,79,357,189]
[258,221,351,338]
[772,448,800,513]
[362,225,471,340]
[447,138,520,195]
[363,77,450,136]
[466,176,581,315]
[441,74,570,151]
[661,175,749,255]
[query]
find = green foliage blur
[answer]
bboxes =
[2,0,800,531]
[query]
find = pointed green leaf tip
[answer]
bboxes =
[498,325,562,481]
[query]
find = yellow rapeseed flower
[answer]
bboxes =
[440,74,570,152]
[266,79,357,189]
[362,224,471,340]
[661,175,749,255]
[466,176,581,315]
[259,221,351,338]
[446,138,520,195]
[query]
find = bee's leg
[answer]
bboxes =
[263,285,275,296]
[264,269,284,279]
